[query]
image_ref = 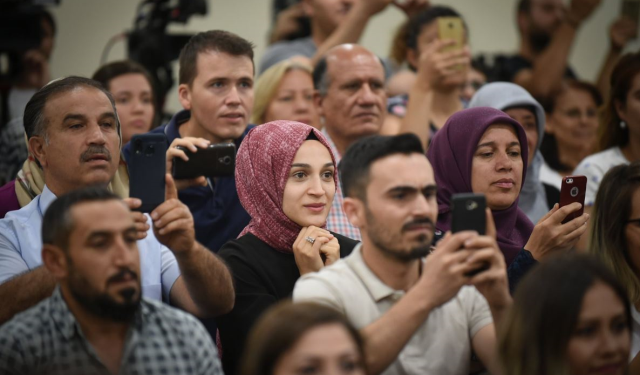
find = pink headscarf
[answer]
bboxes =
[235,120,337,253]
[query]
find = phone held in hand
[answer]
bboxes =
[129,133,167,213]
[437,16,465,53]
[172,143,236,179]
[451,193,486,235]
[559,175,587,224]
[451,193,487,277]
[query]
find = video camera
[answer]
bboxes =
[127,0,207,111]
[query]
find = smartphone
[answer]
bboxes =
[451,193,486,235]
[559,175,587,224]
[622,0,640,37]
[172,143,236,179]
[438,17,465,53]
[128,134,167,212]
[451,193,487,276]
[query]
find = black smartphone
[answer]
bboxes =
[451,193,487,277]
[451,193,486,235]
[129,133,167,212]
[172,143,236,179]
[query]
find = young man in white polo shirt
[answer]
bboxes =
[293,133,511,375]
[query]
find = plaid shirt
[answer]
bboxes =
[323,129,362,241]
[0,287,223,375]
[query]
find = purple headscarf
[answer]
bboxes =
[427,107,534,265]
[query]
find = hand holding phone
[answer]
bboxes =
[172,143,236,179]
[559,175,587,224]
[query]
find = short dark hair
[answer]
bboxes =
[339,133,425,200]
[42,186,121,252]
[517,0,531,14]
[23,76,117,140]
[313,51,384,97]
[499,253,631,375]
[241,301,365,375]
[406,6,464,52]
[178,30,255,87]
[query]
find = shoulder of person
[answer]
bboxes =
[0,295,52,340]
[331,232,359,255]
[259,38,315,74]
[142,298,211,338]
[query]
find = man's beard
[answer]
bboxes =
[364,207,433,263]
[67,264,141,322]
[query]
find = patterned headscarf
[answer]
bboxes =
[236,120,337,253]
[427,107,534,265]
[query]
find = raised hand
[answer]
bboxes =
[151,174,196,254]
[123,197,150,240]
[167,137,210,191]
[292,226,336,275]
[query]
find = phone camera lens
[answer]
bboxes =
[566,178,573,184]
[466,201,478,210]
[220,156,232,165]
[135,140,143,154]
[145,144,155,156]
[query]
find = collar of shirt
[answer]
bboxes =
[344,244,399,303]
[163,109,192,142]
[49,286,145,342]
[37,185,58,216]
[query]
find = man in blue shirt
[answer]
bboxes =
[123,30,255,253]
[0,76,234,324]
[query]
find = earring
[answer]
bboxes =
[621,121,627,129]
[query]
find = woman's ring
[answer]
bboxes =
[305,236,315,244]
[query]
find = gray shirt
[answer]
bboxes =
[293,244,493,375]
[259,37,316,74]
[0,287,223,375]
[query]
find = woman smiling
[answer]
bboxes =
[215,120,358,375]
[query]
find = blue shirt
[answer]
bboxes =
[0,185,181,302]
[123,110,252,253]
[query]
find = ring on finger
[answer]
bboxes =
[305,236,315,245]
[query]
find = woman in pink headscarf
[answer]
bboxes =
[215,120,359,375]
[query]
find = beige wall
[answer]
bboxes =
[49,0,632,113]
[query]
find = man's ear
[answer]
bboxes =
[343,197,365,229]
[41,244,68,280]
[313,91,325,118]
[178,83,192,111]
[28,136,47,168]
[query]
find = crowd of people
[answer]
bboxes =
[0,0,639,374]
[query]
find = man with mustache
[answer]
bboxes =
[293,134,511,375]
[0,76,234,325]
[0,187,223,375]
[312,44,387,240]
[508,0,635,99]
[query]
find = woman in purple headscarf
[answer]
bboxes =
[215,120,359,375]
[427,107,589,270]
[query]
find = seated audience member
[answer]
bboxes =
[92,60,157,145]
[294,133,511,375]
[469,82,559,224]
[507,0,634,100]
[0,187,222,375]
[123,30,254,253]
[499,254,634,375]
[312,44,387,240]
[385,6,471,142]
[589,161,640,359]
[259,0,427,73]
[216,120,358,375]
[539,80,602,190]
[427,107,588,285]
[241,301,365,375]
[251,60,320,129]
[574,52,640,218]
[0,76,233,324]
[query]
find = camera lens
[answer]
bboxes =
[220,156,232,165]
[566,178,573,184]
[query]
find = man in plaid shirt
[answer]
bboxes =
[0,187,222,375]
[313,44,388,241]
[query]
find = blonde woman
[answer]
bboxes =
[252,59,320,129]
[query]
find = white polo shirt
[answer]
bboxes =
[293,244,493,375]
